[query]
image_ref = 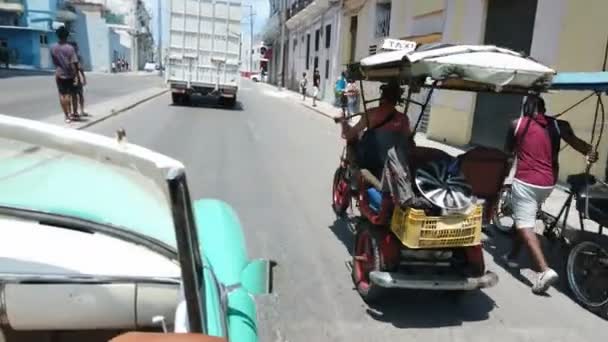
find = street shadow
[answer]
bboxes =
[170,94,244,111]
[483,227,534,288]
[482,224,573,292]
[328,215,355,254]
[0,69,53,79]
[365,288,496,328]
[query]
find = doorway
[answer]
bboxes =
[39,33,51,69]
[470,0,538,148]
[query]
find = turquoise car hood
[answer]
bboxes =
[0,115,183,247]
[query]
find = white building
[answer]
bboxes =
[284,0,343,102]
[339,0,444,130]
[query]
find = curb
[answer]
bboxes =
[76,88,169,130]
[299,102,336,120]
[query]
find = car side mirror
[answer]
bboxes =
[240,259,275,295]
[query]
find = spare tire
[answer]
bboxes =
[415,159,473,211]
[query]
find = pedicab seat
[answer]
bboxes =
[576,182,608,226]
[457,147,510,223]
[567,173,597,193]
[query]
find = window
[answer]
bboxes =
[314,29,320,51]
[375,3,391,38]
[306,34,310,69]
[325,59,329,79]
[314,56,318,71]
[293,39,297,51]
[325,25,331,49]
[349,16,358,62]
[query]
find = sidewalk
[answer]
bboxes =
[41,86,168,130]
[259,81,603,235]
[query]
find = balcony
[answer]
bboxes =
[0,0,24,13]
[343,0,367,13]
[285,0,329,30]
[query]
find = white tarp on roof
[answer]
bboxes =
[360,45,556,89]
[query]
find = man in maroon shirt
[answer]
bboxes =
[51,26,80,123]
[504,95,598,294]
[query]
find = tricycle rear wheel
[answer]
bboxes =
[332,166,350,216]
[352,222,385,303]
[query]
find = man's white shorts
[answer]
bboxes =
[511,179,554,228]
[313,86,319,97]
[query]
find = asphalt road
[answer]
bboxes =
[86,80,608,342]
[0,71,162,120]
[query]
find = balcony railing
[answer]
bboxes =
[287,0,314,20]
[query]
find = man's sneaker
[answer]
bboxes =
[501,254,520,269]
[532,268,559,294]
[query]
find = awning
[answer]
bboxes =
[550,72,608,91]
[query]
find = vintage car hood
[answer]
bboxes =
[0,114,184,248]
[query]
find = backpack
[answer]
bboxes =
[356,111,399,176]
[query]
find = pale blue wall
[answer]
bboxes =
[109,30,130,63]
[0,0,63,68]
[25,0,55,31]
[71,8,110,72]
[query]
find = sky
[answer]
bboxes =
[92,0,271,49]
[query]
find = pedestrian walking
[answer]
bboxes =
[312,69,320,107]
[51,26,79,123]
[300,72,308,101]
[504,95,598,294]
[69,42,88,117]
[335,72,347,108]
[345,78,359,114]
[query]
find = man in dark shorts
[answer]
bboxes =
[51,26,79,123]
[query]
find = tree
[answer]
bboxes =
[105,11,125,25]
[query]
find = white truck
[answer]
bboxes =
[167,0,242,107]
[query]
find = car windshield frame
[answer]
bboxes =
[0,114,207,333]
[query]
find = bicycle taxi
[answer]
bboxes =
[331,43,557,302]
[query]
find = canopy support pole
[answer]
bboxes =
[413,81,437,133]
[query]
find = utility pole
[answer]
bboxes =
[243,5,255,73]
[131,0,139,71]
[157,0,162,69]
[277,0,286,90]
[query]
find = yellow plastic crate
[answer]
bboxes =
[390,205,483,249]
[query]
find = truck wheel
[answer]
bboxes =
[171,92,182,105]
[182,94,191,106]
[226,96,237,108]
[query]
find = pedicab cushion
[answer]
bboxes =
[367,188,383,213]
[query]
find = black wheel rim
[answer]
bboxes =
[567,241,608,307]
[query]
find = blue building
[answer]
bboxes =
[0,0,77,69]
